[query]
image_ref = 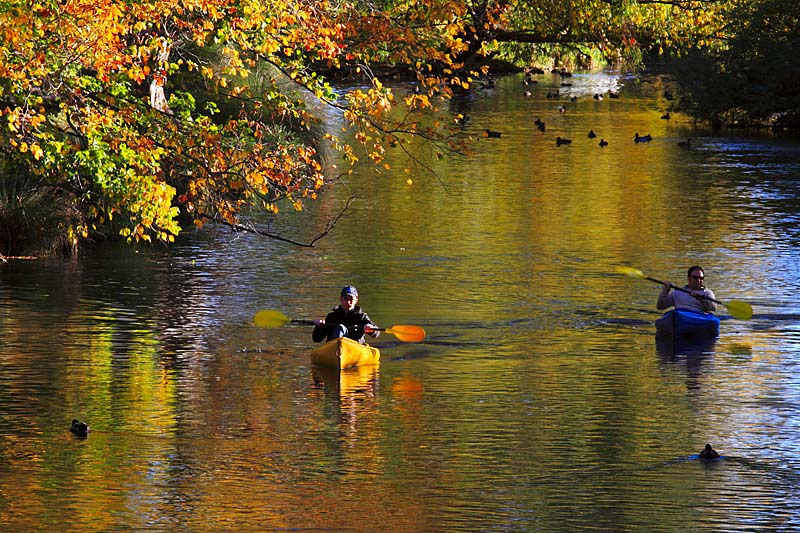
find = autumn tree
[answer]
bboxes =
[447,0,729,68]
[0,0,730,257]
[0,0,480,255]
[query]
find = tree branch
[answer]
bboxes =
[198,194,356,247]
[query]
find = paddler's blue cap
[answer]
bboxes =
[341,285,358,298]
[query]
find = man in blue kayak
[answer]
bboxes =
[657,266,718,313]
[312,285,381,344]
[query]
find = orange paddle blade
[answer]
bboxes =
[384,325,426,343]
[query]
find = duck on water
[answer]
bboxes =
[699,444,720,460]
[70,419,89,438]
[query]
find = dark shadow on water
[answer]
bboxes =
[655,332,717,358]
[746,313,800,332]
[646,453,800,484]
[413,339,488,347]
[752,314,800,321]
[603,317,655,327]
[646,454,726,469]
[656,333,718,391]
[388,351,435,362]
[381,337,493,362]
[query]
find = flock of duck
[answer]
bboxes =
[473,68,691,149]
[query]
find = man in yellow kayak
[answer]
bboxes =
[312,285,381,344]
[657,266,718,313]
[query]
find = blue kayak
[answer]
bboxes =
[655,309,720,336]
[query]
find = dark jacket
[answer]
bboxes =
[312,305,380,344]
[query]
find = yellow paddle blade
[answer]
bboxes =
[384,325,426,343]
[725,300,753,320]
[615,266,645,279]
[254,310,291,328]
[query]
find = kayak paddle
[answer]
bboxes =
[615,266,753,320]
[254,310,314,327]
[253,310,426,342]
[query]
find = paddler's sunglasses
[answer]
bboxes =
[690,275,704,280]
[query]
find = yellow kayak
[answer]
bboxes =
[310,337,380,369]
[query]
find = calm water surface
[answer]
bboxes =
[2,71,800,531]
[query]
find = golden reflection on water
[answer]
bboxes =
[2,71,800,531]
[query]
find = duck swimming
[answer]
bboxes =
[587,130,597,138]
[599,138,609,147]
[483,129,502,138]
[70,419,89,438]
[634,132,653,143]
[699,443,720,460]
[555,136,572,146]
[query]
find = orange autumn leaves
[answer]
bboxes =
[3,0,722,248]
[0,0,481,246]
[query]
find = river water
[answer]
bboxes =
[2,70,800,531]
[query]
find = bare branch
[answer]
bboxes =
[198,194,357,247]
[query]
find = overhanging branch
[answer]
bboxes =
[198,194,356,247]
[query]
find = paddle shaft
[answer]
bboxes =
[295,320,381,331]
[645,276,725,306]
[302,321,400,333]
